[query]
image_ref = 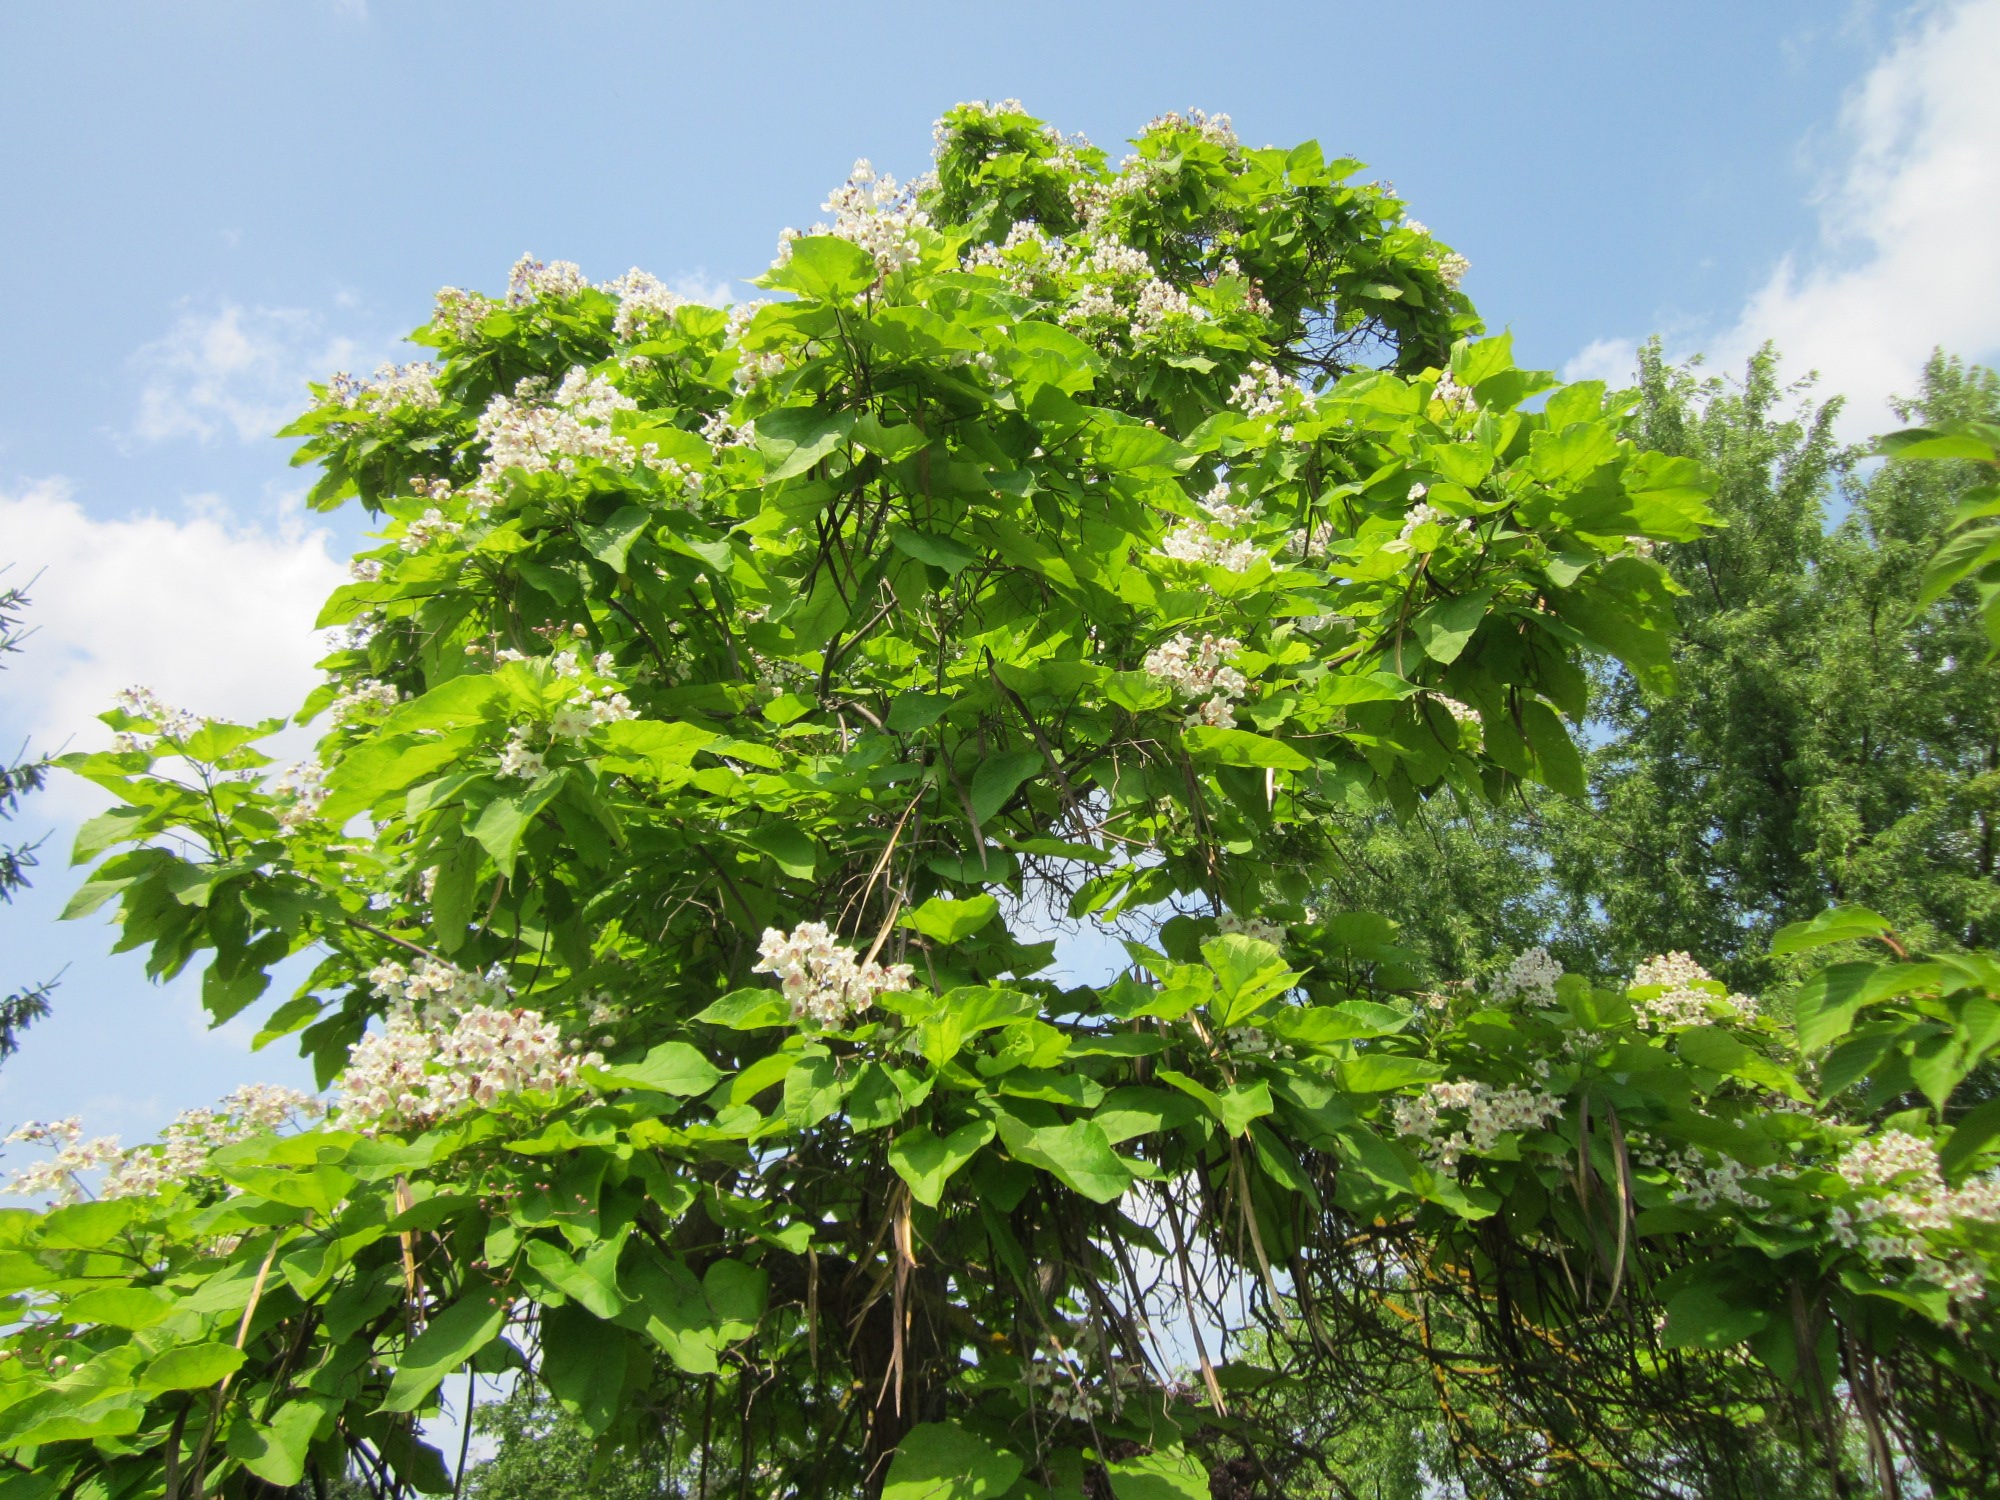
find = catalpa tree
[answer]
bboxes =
[8,103,2000,1500]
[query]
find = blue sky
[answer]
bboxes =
[4,0,2000,1157]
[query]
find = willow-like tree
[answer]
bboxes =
[0,573,55,1064]
[8,104,2000,1500]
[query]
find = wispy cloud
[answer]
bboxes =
[128,303,361,445]
[1567,0,2000,435]
[660,269,737,306]
[0,477,345,815]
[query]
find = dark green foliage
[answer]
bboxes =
[1322,345,2000,994]
[462,1384,686,1500]
[0,571,54,1061]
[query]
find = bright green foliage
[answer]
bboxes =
[1322,347,2000,990]
[1896,404,2000,655]
[5,106,2000,1500]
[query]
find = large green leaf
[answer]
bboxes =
[888,1119,995,1206]
[1338,1054,1446,1092]
[1411,588,1491,664]
[892,526,980,576]
[1106,1448,1210,1500]
[140,1343,245,1393]
[882,1421,1023,1500]
[755,404,856,481]
[1156,1070,1273,1137]
[1548,557,1679,697]
[226,1399,328,1488]
[382,1285,509,1412]
[524,1231,628,1320]
[769,234,879,299]
[589,1041,723,1097]
[1773,906,1891,957]
[1182,725,1312,769]
[968,751,1041,825]
[540,1301,626,1435]
[65,1286,176,1330]
[901,894,999,943]
[743,821,818,878]
[993,1113,1132,1202]
[1660,1282,1767,1350]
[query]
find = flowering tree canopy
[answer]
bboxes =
[9,104,2000,1499]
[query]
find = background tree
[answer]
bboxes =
[1321,345,2000,994]
[459,1385,686,1500]
[0,572,55,1062]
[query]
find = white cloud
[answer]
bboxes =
[0,479,345,814]
[661,269,738,306]
[1573,0,2000,436]
[129,303,361,445]
[1562,336,1642,389]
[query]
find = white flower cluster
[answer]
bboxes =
[1081,241,1149,279]
[1199,482,1262,528]
[1431,371,1475,412]
[324,611,381,653]
[475,367,636,486]
[350,557,384,582]
[1221,1025,1281,1058]
[1143,107,1238,147]
[1628,953,1757,1030]
[493,650,636,778]
[1490,947,1563,1007]
[701,409,756,448]
[432,285,497,341]
[780,159,931,277]
[1393,1078,1566,1172]
[964,221,1075,294]
[1131,278,1196,338]
[1023,1354,1145,1421]
[328,678,403,727]
[337,1004,600,1134]
[732,347,788,393]
[1157,522,1262,573]
[497,726,545,780]
[273,760,327,834]
[1430,694,1480,727]
[368,957,510,1023]
[932,96,1031,147]
[1141,633,1247,728]
[550,681,637,741]
[1050,238,1207,346]
[1666,1147,1778,1213]
[401,507,463,553]
[100,1086,323,1200]
[320,362,443,417]
[507,254,588,306]
[1398,499,1471,546]
[1065,283,1117,324]
[1229,362,1295,417]
[1437,252,1470,290]
[1217,911,1286,947]
[601,267,684,341]
[5,1086,322,1205]
[1632,951,1708,990]
[1829,1131,2000,1306]
[112,686,203,742]
[3,1119,124,1205]
[752,921,916,1028]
